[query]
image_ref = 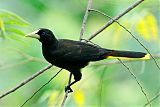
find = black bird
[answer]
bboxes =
[26,28,150,92]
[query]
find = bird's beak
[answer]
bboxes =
[25,30,40,39]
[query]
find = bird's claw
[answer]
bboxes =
[65,86,73,93]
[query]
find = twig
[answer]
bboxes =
[118,59,151,107]
[88,4,160,70]
[89,9,160,106]
[87,0,145,40]
[61,0,93,106]
[92,54,160,106]
[143,91,160,107]
[89,8,160,71]
[0,64,53,99]
[11,48,47,63]
[20,69,63,107]
[0,60,30,70]
[18,51,47,63]
[80,38,101,47]
[88,10,160,104]
[0,58,46,71]
[61,73,72,107]
[79,0,92,40]
[0,51,47,70]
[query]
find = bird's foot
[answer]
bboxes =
[65,86,73,93]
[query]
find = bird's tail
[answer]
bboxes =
[105,50,150,60]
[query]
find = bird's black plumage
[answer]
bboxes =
[26,28,149,92]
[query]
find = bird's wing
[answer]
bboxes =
[55,39,108,62]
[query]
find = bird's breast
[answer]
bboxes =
[42,49,88,70]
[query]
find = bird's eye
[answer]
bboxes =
[41,32,46,36]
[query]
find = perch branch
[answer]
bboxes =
[0,64,53,99]
[61,73,72,107]
[87,0,145,40]
[61,0,93,106]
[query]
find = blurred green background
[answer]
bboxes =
[0,0,159,107]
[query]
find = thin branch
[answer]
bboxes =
[61,73,72,107]
[88,5,160,80]
[89,8,160,71]
[18,52,47,63]
[11,48,47,63]
[82,0,154,106]
[88,8,160,104]
[118,59,151,107]
[79,0,92,40]
[87,0,145,40]
[0,52,46,71]
[0,60,30,70]
[80,38,101,47]
[88,12,160,107]
[143,91,160,107]
[0,59,46,71]
[0,64,53,99]
[20,69,63,107]
[92,54,160,106]
[87,10,160,103]
[61,0,93,106]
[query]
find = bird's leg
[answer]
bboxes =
[65,70,82,93]
[65,80,78,93]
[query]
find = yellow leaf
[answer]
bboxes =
[136,12,158,41]
[73,90,85,107]
[146,13,158,41]
[136,18,150,41]
[48,91,62,107]
[0,18,5,33]
[0,18,2,27]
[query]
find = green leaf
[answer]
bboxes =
[0,9,30,39]
[4,20,29,26]
[5,28,25,36]
[0,18,5,38]
[0,9,30,25]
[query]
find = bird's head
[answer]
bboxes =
[26,28,57,43]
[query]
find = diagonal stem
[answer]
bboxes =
[20,69,62,107]
[79,0,92,40]
[61,73,72,107]
[0,64,53,99]
[87,0,145,40]
[118,59,151,107]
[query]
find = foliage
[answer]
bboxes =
[136,12,158,42]
[0,9,29,38]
